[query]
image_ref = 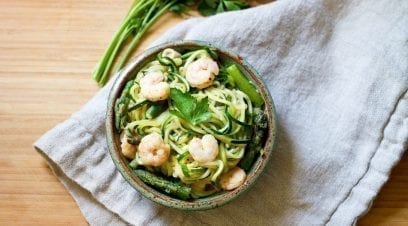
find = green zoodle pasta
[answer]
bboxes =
[115,47,267,199]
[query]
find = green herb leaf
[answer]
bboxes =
[198,0,217,16]
[169,3,188,14]
[216,1,225,13]
[205,0,218,8]
[93,0,250,86]
[169,109,187,120]
[170,88,212,125]
[192,97,212,124]
[170,88,196,117]
[192,112,212,124]
[197,0,248,16]
[223,1,241,11]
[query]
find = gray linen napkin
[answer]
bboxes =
[34,0,408,225]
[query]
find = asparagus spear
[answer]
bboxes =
[239,110,268,171]
[145,101,167,119]
[134,169,191,200]
[226,64,264,107]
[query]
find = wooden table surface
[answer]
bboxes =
[0,1,406,225]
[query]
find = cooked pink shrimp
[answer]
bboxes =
[185,57,219,89]
[219,167,246,190]
[137,132,170,167]
[140,71,170,102]
[188,134,219,163]
[120,134,137,159]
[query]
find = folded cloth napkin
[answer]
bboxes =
[34,0,408,225]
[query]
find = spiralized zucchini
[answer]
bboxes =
[115,47,266,199]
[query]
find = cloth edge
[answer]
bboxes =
[32,117,135,226]
[33,146,129,225]
[327,89,408,225]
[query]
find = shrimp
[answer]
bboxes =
[219,167,246,190]
[120,133,137,159]
[137,132,170,167]
[188,134,219,163]
[140,71,170,102]
[185,57,219,89]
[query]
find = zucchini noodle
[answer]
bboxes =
[115,47,265,198]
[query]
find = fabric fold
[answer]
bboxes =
[34,0,408,225]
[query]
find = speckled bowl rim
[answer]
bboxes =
[106,40,277,211]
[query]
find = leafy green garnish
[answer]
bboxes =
[198,0,249,16]
[92,0,198,86]
[92,0,250,86]
[169,88,212,125]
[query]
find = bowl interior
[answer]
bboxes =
[106,40,277,210]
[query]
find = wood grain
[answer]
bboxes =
[0,0,406,225]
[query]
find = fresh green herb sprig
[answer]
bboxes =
[198,0,249,16]
[93,0,192,86]
[169,88,212,125]
[93,0,250,86]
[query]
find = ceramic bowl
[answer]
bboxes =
[106,40,277,210]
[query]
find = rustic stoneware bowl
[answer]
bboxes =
[106,40,277,210]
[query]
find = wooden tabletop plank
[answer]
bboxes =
[0,0,406,225]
